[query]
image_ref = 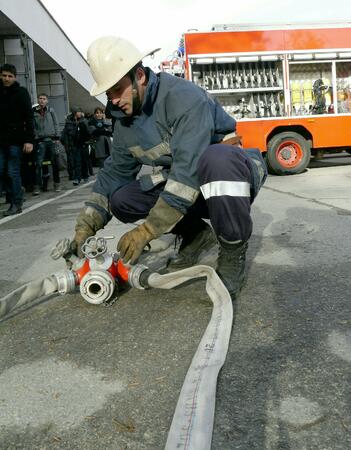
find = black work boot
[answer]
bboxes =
[4,204,23,216]
[216,238,248,300]
[168,221,217,270]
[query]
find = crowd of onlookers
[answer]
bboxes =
[0,63,112,216]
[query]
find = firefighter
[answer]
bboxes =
[70,36,267,300]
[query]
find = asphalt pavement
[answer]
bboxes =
[0,154,350,450]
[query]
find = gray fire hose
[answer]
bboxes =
[0,238,233,450]
[143,266,233,450]
[0,276,58,319]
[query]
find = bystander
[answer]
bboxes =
[88,107,112,168]
[32,93,61,194]
[61,107,91,186]
[0,64,34,216]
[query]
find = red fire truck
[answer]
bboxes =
[182,22,351,174]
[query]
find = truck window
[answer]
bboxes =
[289,62,334,115]
[336,61,351,114]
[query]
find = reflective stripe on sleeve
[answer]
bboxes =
[200,180,250,199]
[165,179,199,203]
[129,141,171,161]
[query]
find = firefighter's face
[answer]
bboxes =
[1,71,16,87]
[106,68,146,116]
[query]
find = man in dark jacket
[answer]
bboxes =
[0,64,34,216]
[69,37,267,300]
[32,93,61,194]
[61,107,91,185]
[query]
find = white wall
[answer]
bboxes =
[0,0,104,103]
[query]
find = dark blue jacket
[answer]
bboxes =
[93,69,236,214]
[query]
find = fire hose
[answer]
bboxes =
[0,236,233,450]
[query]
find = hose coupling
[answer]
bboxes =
[127,264,152,290]
[79,270,116,304]
[52,270,77,295]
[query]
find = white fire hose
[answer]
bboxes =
[0,276,58,319]
[146,266,233,450]
[0,237,233,450]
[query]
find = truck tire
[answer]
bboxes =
[266,132,311,175]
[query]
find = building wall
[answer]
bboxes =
[0,0,92,89]
[0,0,105,105]
[0,0,105,126]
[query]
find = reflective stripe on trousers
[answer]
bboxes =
[200,180,251,199]
[197,144,254,242]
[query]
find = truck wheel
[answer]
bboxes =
[346,148,351,155]
[266,132,311,175]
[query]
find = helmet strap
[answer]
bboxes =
[132,79,142,115]
[129,70,142,115]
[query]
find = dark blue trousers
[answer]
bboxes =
[0,144,23,205]
[110,144,266,242]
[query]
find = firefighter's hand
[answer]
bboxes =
[72,204,105,259]
[117,223,154,265]
[71,228,95,259]
[23,143,33,153]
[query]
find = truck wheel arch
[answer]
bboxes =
[266,125,313,148]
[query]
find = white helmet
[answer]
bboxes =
[87,36,160,96]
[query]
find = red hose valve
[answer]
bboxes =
[51,236,133,305]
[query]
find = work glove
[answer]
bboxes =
[117,197,184,264]
[117,223,155,265]
[71,193,109,258]
[70,226,95,259]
